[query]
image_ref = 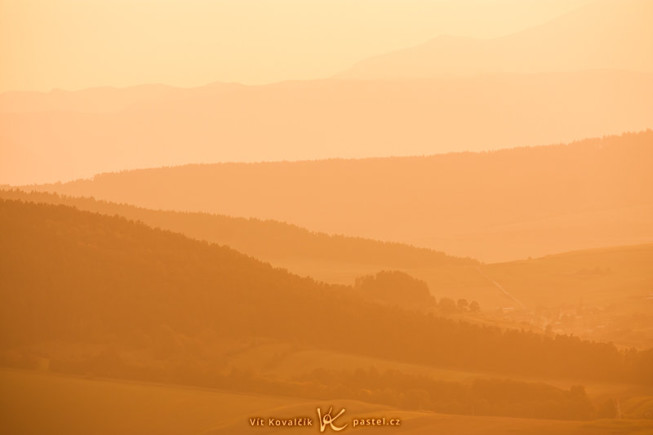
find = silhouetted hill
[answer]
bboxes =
[1,199,651,385]
[3,190,651,325]
[337,0,653,79]
[0,189,474,269]
[2,71,652,185]
[487,244,653,307]
[27,131,653,262]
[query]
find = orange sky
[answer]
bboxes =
[0,0,594,92]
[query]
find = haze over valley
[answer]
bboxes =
[1,1,652,434]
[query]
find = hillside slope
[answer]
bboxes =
[26,131,653,262]
[0,189,473,269]
[1,199,650,385]
[3,189,652,323]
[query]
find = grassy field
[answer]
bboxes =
[2,368,653,435]
[0,368,304,435]
[223,339,653,402]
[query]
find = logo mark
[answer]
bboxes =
[317,406,348,432]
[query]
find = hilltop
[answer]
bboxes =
[25,131,653,262]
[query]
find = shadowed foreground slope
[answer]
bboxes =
[1,199,652,384]
[2,199,653,432]
[3,190,652,351]
[5,369,653,435]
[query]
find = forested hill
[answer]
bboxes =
[27,131,653,261]
[0,189,476,269]
[0,199,651,385]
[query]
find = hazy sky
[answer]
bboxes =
[0,0,595,92]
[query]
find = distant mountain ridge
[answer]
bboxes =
[2,70,652,185]
[337,0,653,79]
[0,82,244,114]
